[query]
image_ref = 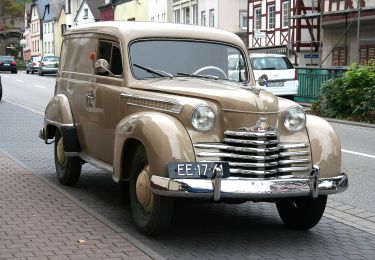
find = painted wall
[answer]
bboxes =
[54,9,66,57]
[198,0,218,27]
[114,0,149,21]
[30,5,42,56]
[149,0,172,22]
[43,21,55,56]
[75,1,96,25]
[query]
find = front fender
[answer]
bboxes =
[113,112,195,180]
[306,115,341,178]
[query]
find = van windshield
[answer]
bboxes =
[251,57,294,70]
[129,40,248,82]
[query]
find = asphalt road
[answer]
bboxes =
[1,70,375,258]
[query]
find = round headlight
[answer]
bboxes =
[283,106,306,132]
[191,105,215,132]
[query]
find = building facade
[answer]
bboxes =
[149,0,172,22]
[65,0,83,27]
[321,0,375,67]
[99,0,116,21]
[30,3,42,57]
[54,7,66,57]
[114,0,149,21]
[171,0,198,24]
[247,0,320,66]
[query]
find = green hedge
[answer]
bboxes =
[312,64,375,123]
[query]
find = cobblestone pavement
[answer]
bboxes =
[0,152,154,260]
[1,101,375,259]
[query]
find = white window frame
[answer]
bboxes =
[282,2,289,28]
[201,10,206,26]
[240,10,247,30]
[174,9,180,23]
[209,9,214,27]
[254,7,261,30]
[268,5,275,30]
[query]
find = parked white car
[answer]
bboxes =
[250,54,298,99]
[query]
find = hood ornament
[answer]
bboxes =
[239,117,271,132]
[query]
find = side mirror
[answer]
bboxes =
[95,58,110,74]
[258,74,268,87]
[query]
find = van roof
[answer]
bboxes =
[66,21,246,50]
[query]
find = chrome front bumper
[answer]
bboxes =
[150,167,348,201]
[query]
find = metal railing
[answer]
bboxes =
[295,67,346,103]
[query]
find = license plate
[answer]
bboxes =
[267,81,284,87]
[3,64,10,66]
[168,162,230,179]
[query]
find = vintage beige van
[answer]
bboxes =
[40,21,348,236]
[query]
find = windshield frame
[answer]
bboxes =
[128,38,250,83]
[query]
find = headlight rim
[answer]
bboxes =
[283,106,306,133]
[191,105,215,132]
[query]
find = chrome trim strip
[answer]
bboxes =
[120,92,182,113]
[222,109,279,114]
[79,153,113,174]
[224,130,278,137]
[197,152,279,160]
[229,161,279,167]
[45,119,74,127]
[194,143,279,153]
[278,166,311,172]
[223,138,279,145]
[279,151,309,157]
[230,168,278,175]
[280,143,309,149]
[278,159,310,165]
[150,173,348,199]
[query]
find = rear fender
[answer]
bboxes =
[43,94,80,153]
[113,112,195,181]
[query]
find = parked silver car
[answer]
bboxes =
[26,56,42,74]
[39,56,59,76]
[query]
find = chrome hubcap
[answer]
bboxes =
[57,137,65,165]
[136,165,152,212]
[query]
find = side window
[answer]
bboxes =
[97,40,123,77]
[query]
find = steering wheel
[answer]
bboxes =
[193,66,228,79]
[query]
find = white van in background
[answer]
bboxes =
[250,54,298,100]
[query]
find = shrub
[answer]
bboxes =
[313,64,375,123]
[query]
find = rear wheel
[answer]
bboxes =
[11,70,17,74]
[130,146,174,236]
[39,70,43,76]
[31,70,34,74]
[54,130,82,186]
[276,195,327,230]
[0,80,2,101]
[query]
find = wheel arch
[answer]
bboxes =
[113,112,195,181]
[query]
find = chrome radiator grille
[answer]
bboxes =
[194,129,311,177]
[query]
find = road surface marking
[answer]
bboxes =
[34,84,46,89]
[16,79,24,83]
[342,149,375,159]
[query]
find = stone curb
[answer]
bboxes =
[0,148,165,260]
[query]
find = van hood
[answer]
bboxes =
[129,78,279,114]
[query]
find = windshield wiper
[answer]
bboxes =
[133,63,173,78]
[177,72,219,80]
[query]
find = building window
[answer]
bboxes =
[254,7,261,30]
[83,8,88,18]
[209,9,214,27]
[174,9,180,23]
[183,7,190,24]
[201,11,206,26]
[240,11,247,30]
[332,47,345,66]
[360,45,375,64]
[192,4,198,25]
[61,24,67,35]
[268,5,275,29]
[282,2,289,28]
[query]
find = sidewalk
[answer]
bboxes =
[0,151,152,260]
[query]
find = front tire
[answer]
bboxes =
[54,130,82,186]
[130,146,174,236]
[276,195,327,230]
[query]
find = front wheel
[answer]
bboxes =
[130,146,174,236]
[54,130,82,186]
[276,195,327,230]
